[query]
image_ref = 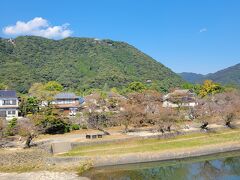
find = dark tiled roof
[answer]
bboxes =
[54,93,85,104]
[0,90,17,98]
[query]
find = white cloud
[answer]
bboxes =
[199,28,207,33]
[2,17,73,39]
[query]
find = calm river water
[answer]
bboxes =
[83,151,240,180]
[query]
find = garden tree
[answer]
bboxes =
[5,118,18,136]
[127,82,147,93]
[19,96,39,116]
[16,118,40,148]
[85,91,125,113]
[0,83,8,90]
[29,83,49,101]
[195,96,219,125]
[129,90,163,123]
[93,93,129,132]
[182,83,201,95]
[44,81,63,91]
[195,90,240,127]
[17,109,72,148]
[29,81,63,102]
[199,80,223,97]
[224,113,235,128]
[31,106,71,134]
[155,107,179,132]
[116,100,137,132]
[117,90,164,131]
[87,112,111,135]
[193,84,202,95]
[84,92,118,134]
[213,91,240,128]
[117,90,182,133]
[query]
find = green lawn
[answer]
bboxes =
[63,129,240,157]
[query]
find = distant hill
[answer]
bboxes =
[179,63,240,85]
[178,72,204,84]
[0,36,184,93]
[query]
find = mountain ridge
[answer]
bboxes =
[179,63,240,85]
[0,36,184,93]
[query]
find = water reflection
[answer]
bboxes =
[83,152,240,180]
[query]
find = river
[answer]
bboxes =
[83,151,240,180]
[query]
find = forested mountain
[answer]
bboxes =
[0,36,183,93]
[178,72,204,84]
[179,63,240,85]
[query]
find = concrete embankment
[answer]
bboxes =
[92,142,240,167]
[48,142,240,167]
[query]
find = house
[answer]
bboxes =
[52,93,84,116]
[162,89,197,108]
[0,90,19,120]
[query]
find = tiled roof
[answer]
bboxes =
[163,89,196,102]
[0,90,17,98]
[173,89,190,94]
[54,92,85,104]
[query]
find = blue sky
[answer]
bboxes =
[1,0,240,74]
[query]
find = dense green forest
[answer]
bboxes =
[206,63,240,85]
[0,36,183,93]
[179,63,240,86]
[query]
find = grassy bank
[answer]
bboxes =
[0,148,87,173]
[0,148,49,172]
[63,129,240,157]
[1,129,240,173]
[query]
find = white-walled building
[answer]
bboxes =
[0,90,19,120]
[52,93,84,116]
[162,89,198,108]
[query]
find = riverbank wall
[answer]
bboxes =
[48,142,240,167]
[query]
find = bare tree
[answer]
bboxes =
[195,90,240,129]
[17,118,40,148]
[87,112,111,135]
[117,90,181,133]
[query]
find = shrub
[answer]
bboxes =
[127,82,147,93]
[33,114,71,134]
[70,124,80,131]
[5,118,18,136]
[43,115,70,134]
[77,160,93,175]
